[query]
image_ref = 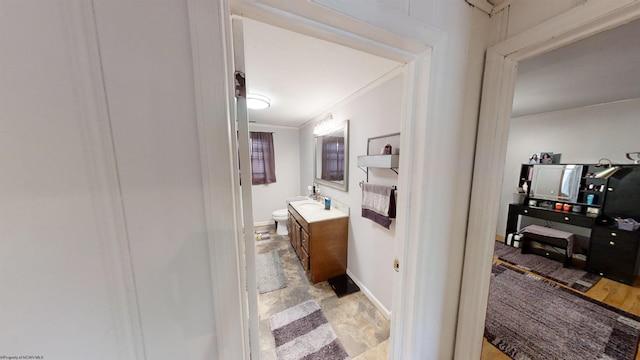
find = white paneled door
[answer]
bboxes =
[0,1,142,359]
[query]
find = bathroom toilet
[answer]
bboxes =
[272,209,289,236]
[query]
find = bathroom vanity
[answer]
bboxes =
[287,200,349,284]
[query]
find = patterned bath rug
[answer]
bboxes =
[256,251,286,294]
[255,229,271,240]
[270,300,350,360]
[485,263,640,360]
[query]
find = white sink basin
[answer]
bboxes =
[297,202,324,210]
[290,199,348,223]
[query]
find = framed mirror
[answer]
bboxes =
[314,119,349,191]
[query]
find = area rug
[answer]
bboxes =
[493,241,601,292]
[256,251,286,294]
[255,229,271,241]
[485,263,640,360]
[269,300,350,360]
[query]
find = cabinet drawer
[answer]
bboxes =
[514,205,594,227]
[591,236,638,252]
[543,211,594,228]
[592,226,638,242]
[591,227,639,252]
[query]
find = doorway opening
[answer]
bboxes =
[228,4,432,359]
[482,16,640,359]
[458,2,640,358]
[233,16,407,360]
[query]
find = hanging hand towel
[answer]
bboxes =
[361,183,396,229]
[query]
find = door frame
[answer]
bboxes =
[186,0,640,358]
[224,1,448,359]
[457,1,640,358]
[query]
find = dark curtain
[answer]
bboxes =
[250,132,277,185]
[321,136,344,181]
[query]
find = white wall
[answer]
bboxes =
[300,73,404,315]
[250,124,301,224]
[93,2,218,358]
[0,2,124,358]
[1,1,233,358]
[496,98,640,238]
[302,1,491,358]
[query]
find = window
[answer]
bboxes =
[250,132,276,185]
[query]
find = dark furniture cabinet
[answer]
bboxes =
[506,164,640,285]
[506,204,596,234]
[506,204,596,266]
[588,227,640,285]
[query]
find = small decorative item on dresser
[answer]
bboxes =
[616,218,640,231]
[512,234,522,248]
[383,144,392,155]
[586,207,600,215]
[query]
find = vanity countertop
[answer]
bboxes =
[289,199,349,223]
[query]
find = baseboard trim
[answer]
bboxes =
[346,269,391,320]
[254,220,274,227]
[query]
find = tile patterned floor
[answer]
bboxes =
[255,225,390,360]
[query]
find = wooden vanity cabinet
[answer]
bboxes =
[288,204,348,283]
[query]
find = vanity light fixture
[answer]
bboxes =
[313,114,337,135]
[594,158,621,179]
[246,94,270,110]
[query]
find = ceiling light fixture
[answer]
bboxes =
[246,94,270,110]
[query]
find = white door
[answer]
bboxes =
[231,18,262,359]
[0,2,142,358]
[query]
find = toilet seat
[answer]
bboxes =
[272,209,288,220]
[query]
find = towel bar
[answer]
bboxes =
[358,181,397,191]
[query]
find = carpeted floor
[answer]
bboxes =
[270,300,350,360]
[485,263,640,360]
[256,251,287,294]
[493,241,601,292]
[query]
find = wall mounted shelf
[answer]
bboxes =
[358,133,400,182]
[357,154,399,169]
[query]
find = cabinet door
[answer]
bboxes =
[294,223,302,260]
[588,227,639,284]
[287,214,293,237]
[588,244,637,284]
[301,247,309,272]
[602,165,640,220]
[301,228,310,253]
